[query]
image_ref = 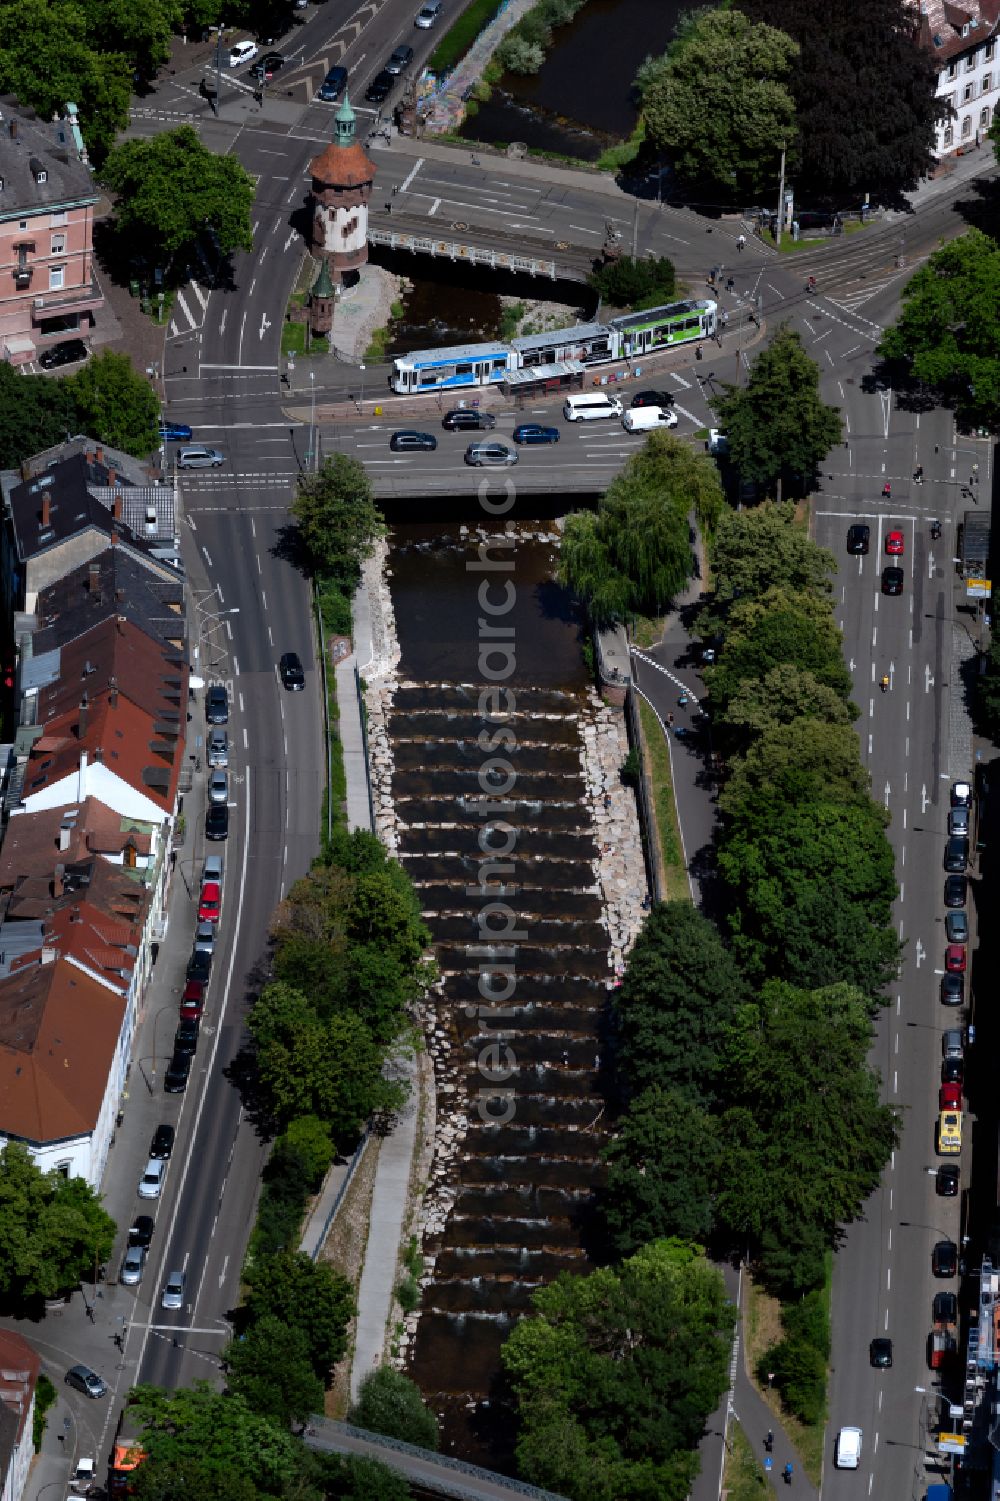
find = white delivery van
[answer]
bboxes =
[563,392,623,422]
[835,1426,862,1469]
[622,405,678,433]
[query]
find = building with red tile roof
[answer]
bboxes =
[910,0,1000,151]
[0,1329,40,1501]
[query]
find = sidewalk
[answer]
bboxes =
[885,142,997,221]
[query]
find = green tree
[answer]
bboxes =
[281,1115,335,1189]
[640,9,798,198]
[224,1315,324,1427]
[709,501,836,610]
[349,1367,439,1450]
[291,454,386,584]
[720,719,871,825]
[976,629,1000,740]
[711,326,842,493]
[589,255,676,310]
[101,125,255,275]
[0,1144,116,1303]
[243,1252,355,1382]
[0,363,78,470]
[78,0,183,77]
[602,1086,719,1254]
[559,431,722,627]
[724,664,855,741]
[879,230,1000,430]
[318,1454,413,1501]
[707,590,852,715]
[501,1239,733,1501]
[756,1334,826,1423]
[66,351,160,457]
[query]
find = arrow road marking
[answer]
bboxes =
[259,313,272,341]
[885,781,891,807]
[922,783,929,813]
[925,664,935,693]
[915,939,925,969]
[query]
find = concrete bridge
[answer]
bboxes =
[367,213,596,284]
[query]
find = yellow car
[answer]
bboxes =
[937,1110,962,1156]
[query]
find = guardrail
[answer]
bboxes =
[367,223,581,281]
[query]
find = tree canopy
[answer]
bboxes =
[502,1239,733,1501]
[224,1315,324,1427]
[291,454,387,587]
[589,255,676,311]
[349,1367,439,1451]
[0,1143,116,1303]
[710,326,842,494]
[242,1251,355,1383]
[68,351,160,457]
[734,0,942,200]
[602,1087,719,1255]
[639,9,798,199]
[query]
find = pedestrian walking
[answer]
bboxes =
[720,311,729,328]
[726,275,735,292]
[385,201,392,215]
[914,465,924,483]
[696,343,703,361]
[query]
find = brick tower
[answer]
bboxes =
[308,94,375,287]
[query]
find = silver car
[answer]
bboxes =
[948,806,970,837]
[161,1270,185,1310]
[207,728,229,768]
[193,921,216,956]
[464,442,518,467]
[178,445,224,469]
[207,769,228,805]
[120,1245,146,1286]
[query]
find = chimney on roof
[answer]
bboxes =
[109,676,118,709]
[112,496,122,521]
[77,693,88,740]
[53,862,65,898]
[77,749,88,799]
[108,469,117,487]
[40,946,56,966]
[95,446,103,464]
[9,120,16,141]
[58,822,72,851]
[41,491,51,528]
[88,561,100,596]
[110,527,119,547]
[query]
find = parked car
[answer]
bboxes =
[630,388,675,408]
[159,421,192,441]
[186,949,212,985]
[386,44,414,72]
[71,1458,96,1493]
[228,39,258,66]
[952,780,972,807]
[389,430,437,451]
[442,408,496,431]
[934,1291,958,1323]
[942,1055,964,1085]
[203,854,224,885]
[205,804,229,841]
[945,943,967,974]
[180,979,206,1021]
[885,529,904,555]
[120,1245,146,1286]
[944,875,968,908]
[207,728,229,768]
[869,1338,892,1368]
[937,1109,962,1154]
[161,1271,185,1310]
[465,442,517,466]
[138,1158,166,1199]
[206,685,229,723]
[193,921,216,956]
[944,835,969,872]
[149,1124,175,1160]
[932,1239,958,1276]
[940,1081,962,1110]
[39,339,88,371]
[164,1050,192,1093]
[945,911,969,943]
[707,428,729,456]
[949,806,970,837]
[882,566,904,595]
[936,1164,960,1197]
[250,50,284,80]
[317,65,348,100]
[280,651,305,690]
[129,1214,154,1248]
[65,1364,107,1399]
[942,1028,964,1060]
[941,972,964,1006]
[846,524,870,555]
[174,1018,200,1055]
[513,424,560,445]
[207,769,228,806]
[365,68,394,103]
[178,445,224,468]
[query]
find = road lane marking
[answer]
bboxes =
[398,157,424,193]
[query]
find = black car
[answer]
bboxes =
[280,651,305,690]
[934,1291,958,1323]
[386,44,414,73]
[129,1214,155,1248]
[365,68,394,103]
[944,835,969,873]
[164,1050,191,1094]
[389,430,437,451]
[869,1337,893,1368]
[882,566,904,595]
[941,972,965,1007]
[936,1164,960,1197]
[630,389,675,409]
[205,804,229,841]
[318,64,348,100]
[512,424,560,445]
[186,948,212,985]
[174,1018,200,1056]
[847,523,870,555]
[942,1055,964,1085]
[441,408,496,431]
[945,875,968,908]
[932,1239,958,1277]
[206,684,229,724]
[250,50,283,79]
[149,1124,175,1160]
[39,338,89,372]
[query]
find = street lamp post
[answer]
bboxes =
[309,370,317,472]
[359,362,366,418]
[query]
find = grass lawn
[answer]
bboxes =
[429,0,504,71]
[723,1421,770,1501]
[638,697,690,902]
[760,219,872,253]
[743,1258,832,1487]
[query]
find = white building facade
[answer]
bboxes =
[914,0,1000,155]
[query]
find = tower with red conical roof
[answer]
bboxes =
[308,93,376,286]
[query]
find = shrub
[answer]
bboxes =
[496,35,546,72]
[757,1337,826,1425]
[350,1367,439,1450]
[33,1374,56,1451]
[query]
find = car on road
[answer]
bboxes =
[129,1214,154,1248]
[178,444,225,469]
[942,1028,964,1060]
[164,1049,192,1093]
[386,44,414,72]
[706,428,729,456]
[934,1291,958,1322]
[71,1458,96,1493]
[65,1364,107,1399]
[622,405,677,432]
[174,1018,200,1056]
[390,429,437,451]
[186,948,212,985]
[942,1054,964,1084]
[945,911,969,943]
[442,408,496,431]
[846,524,870,554]
[948,806,970,837]
[205,804,229,841]
[952,780,972,807]
[944,835,969,872]
[933,1239,958,1276]
[512,424,560,445]
[937,1164,960,1197]
[161,1271,185,1311]
[120,1244,146,1286]
[835,1427,862,1469]
[158,421,192,441]
[39,338,89,372]
[317,65,348,100]
[940,1080,962,1110]
[207,728,229,768]
[181,979,206,1021]
[941,972,964,1007]
[203,854,224,885]
[250,50,283,80]
[937,1109,962,1154]
[465,441,517,466]
[630,388,675,408]
[869,1338,892,1368]
[199,880,222,923]
[194,920,216,956]
[207,768,228,806]
[881,565,904,595]
[228,39,258,66]
[149,1124,175,1160]
[414,0,442,25]
[138,1158,166,1199]
[945,874,968,908]
[206,684,229,723]
[280,651,305,690]
[365,68,394,103]
[945,943,967,974]
[885,529,905,555]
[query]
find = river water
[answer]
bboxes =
[386,521,611,1463]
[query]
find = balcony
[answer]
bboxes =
[31,280,104,322]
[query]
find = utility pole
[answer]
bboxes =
[631,198,639,262]
[775,143,786,248]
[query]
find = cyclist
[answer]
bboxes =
[880,675,889,693]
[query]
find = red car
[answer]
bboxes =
[885,529,905,555]
[180,979,205,1020]
[945,943,967,973]
[198,880,221,924]
[940,1080,962,1110]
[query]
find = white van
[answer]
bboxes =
[563,392,623,422]
[622,405,678,433]
[835,1426,862,1469]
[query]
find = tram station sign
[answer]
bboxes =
[966,577,991,600]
